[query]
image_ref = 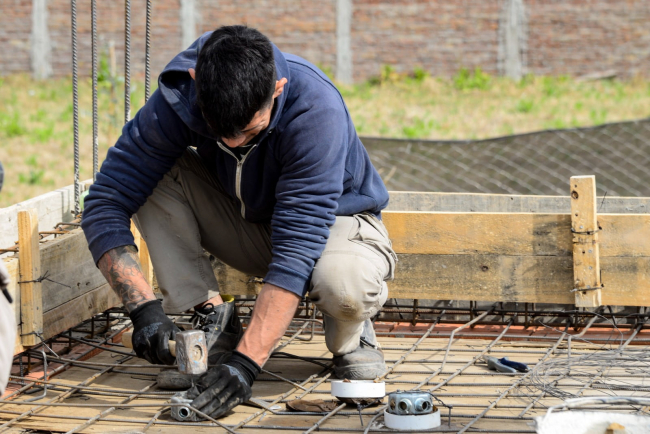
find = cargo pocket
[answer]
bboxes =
[348,213,398,281]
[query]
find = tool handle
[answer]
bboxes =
[499,357,529,373]
[122,332,177,357]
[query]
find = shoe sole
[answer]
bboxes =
[334,362,387,381]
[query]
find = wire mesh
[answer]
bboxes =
[363,118,650,198]
[2,304,649,433]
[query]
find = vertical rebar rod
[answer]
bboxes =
[124,0,131,123]
[91,0,98,181]
[71,0,80,215]
[144,0,152,103]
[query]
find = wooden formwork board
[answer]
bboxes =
[4,186,650,355]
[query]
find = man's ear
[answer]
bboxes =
[273,78,288,98]
[188,68,196,80]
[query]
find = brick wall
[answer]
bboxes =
[0,0,32,75]
[198,0,337,73]
[0,0,648,81]
[352,0,501,80]
[526,0,650,77]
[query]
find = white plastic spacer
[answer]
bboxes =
[330,380,385,399]
[383,408,441,430]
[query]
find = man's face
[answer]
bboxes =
[221,105,273,148]
[188,68,287,148]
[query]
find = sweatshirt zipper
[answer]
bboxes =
[217,141,258,218]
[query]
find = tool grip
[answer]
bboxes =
[122,332,177,357]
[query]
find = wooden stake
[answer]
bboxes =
[570,176,602,307]
[18,209,43,346]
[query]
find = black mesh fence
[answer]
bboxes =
[362,117,650,197]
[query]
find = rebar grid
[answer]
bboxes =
[1,305,648,434]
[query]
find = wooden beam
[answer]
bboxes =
[0,183,78,249]
[39,229,106,311]
[570,176,602,307]
[389,254,650,306]
[13,283,121,356]
[382,211,650,258]
[386,191,650,214]
[42,284,120,341]
[213,253,650,306]
[18,209,43,346]
[383,212,572,256]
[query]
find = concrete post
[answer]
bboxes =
[336,0,353,84]
[180,0,198,50]
[498,0,527,80]
[31,0,52,80]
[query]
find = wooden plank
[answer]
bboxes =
[383,211,573,256]
[39,229,106,311]
[382,211,650,258]
[570,176,602,307]
[217,252,650,306]
[12,283,121,356]
[386,191,650,214]
[383,254,650,306]
[40,284,121,342]
[18,209,43,346]
[0,183,78,249]
[386,254,575,303]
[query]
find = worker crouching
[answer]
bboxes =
[82,25,396,419]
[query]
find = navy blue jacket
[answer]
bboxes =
[82,32,389,297]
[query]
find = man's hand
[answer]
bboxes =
[129,299,180,365]
[187,284,298,416]
[187,351,260,418]
[98,246,177,364]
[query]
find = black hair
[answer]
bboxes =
[195,25,276,139]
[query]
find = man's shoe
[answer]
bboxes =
[332,319,386,380]
[157,296,243,390]
[191,296,244,365]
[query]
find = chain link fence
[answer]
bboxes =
[363,117,650,197]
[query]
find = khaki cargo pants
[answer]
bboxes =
[134,148,396,356]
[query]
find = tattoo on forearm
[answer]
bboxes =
[98,246,155,312]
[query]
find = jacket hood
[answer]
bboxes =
[158,32,290,139]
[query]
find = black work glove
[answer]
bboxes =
[187,351,261,419]
[129,300,180,365]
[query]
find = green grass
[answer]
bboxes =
[1,69,649,207]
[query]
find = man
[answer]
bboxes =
[82,25,396,418]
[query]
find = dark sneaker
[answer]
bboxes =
[191,297,244,365]
[332,319,387,380]
[157,297,243,390]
